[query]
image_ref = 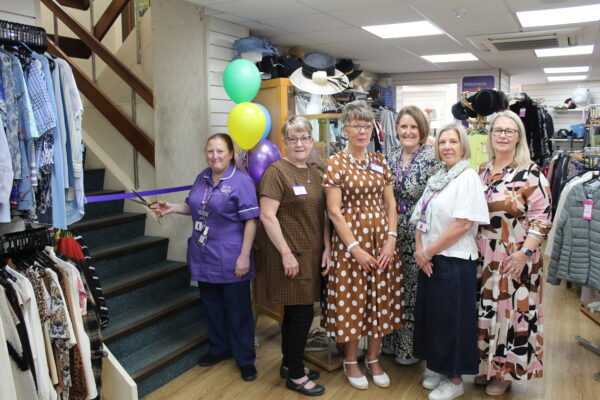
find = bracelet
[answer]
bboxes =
[388,231,397,237]
[347,241,359,251]
[423,247,432,260]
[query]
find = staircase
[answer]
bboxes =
[73,168,208,398]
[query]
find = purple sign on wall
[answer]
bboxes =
[462,75,495,92]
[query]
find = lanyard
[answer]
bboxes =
[200,182,214,214]
[395,146,422,190]
[420,189,439,216]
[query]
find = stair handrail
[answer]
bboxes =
[48,39,156,166]
[94,0,131,41]
[41,0,154,107]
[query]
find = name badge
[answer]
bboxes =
[195,220,205,232]
[416,219,428,233]
[293,185,308,196]
[198,210,209,218]
[583,199,594,220]
[370,163,384,174]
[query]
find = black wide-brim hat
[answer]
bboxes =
[470,89,502,116]
[290,51,349,95]
[452,102,469,120]
[336,59,363,82]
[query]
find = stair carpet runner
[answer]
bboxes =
[73,168,207,398]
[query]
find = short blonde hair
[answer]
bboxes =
[281,115,312,137]
[435,122,471,162]
[342,100,374,124]
[488,110,532,168]
[396,106,430,145]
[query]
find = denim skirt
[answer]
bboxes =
[413,254,478,378]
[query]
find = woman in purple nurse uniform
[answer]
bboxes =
[152,133,260,382]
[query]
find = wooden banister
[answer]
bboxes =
[94,0,130,41]
[57,0,89,10]
[41,0,154,107]
[48,39,155,166]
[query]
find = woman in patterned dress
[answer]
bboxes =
[476,110,552,396]
[382,106,441,365]
[324,101,403,390]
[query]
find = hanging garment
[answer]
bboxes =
[0,52,22,179]
[380,108,399,155]
[0,122,14,222]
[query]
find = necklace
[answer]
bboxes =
[346,149,369,171]
[284,157,311,184]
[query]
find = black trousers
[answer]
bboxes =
[281,304,314,379]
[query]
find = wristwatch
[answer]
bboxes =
[520,247,534,257]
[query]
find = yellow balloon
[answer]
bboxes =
[228,102,267,150]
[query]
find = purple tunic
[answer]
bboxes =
[185,164,259,283]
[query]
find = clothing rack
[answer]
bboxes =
[0,227,53,257]
[0,19,47,53]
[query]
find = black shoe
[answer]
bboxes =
[240,364,258,381]
[286,378,325,396]
[280,365,321,381]
[197,353,231,367]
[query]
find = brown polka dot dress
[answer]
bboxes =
[323,150,404,343]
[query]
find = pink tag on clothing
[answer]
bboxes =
[583,199,594,220]
[519,108,526,117]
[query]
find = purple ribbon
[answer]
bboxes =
[85,185,192,203]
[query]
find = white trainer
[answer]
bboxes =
[394,356,420,365]
[422,368,444,390]
[428,379,464,400]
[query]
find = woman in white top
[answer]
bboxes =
[410,123,489,400]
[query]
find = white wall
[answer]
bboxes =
[391,69,508,97]
[0,0,40,25]
[519,81,599,131]
[207,17,249,135]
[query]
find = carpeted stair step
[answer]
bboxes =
[127,322,209,398]
[107,302,205,362]
[84,168,105,193]
[70,212,146,248]
[103,260,188,298]
[84,189,125,219]
[105,266,191,314]
[103,286,201,343]
[90,236,169,281]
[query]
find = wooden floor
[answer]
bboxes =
[144,280,600,400]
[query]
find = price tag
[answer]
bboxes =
[583,199,594,220]
[519,108,526,117]
[293,185,308,196]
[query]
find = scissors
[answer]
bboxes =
[128,189,160,208]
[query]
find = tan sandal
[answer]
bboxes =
[485,379,512,395]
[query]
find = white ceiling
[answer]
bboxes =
[189,0,600,86]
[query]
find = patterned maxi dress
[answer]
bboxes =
[477,162,552,381]
[323,150,404,343]
[382,144,440,358]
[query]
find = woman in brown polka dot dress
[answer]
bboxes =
[324,101,403,390]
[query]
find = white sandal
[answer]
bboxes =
[343,360,369,390]
[364,358,390,388]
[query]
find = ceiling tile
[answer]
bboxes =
[503,0,595,13]
[295,0,400,12]
[333,4,422,26]
[301,27,379,43]
[406,0,510,19]
[392,35,467,55]
[207,0,318,20]
[264,13,351,33]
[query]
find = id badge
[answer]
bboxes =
[416,219,428,233]
[293,185,308,196]
[583,199,594,220]
[198,226,209,246]
[194,220,205,232]
[370,163,384,174]
[198,210,209,218]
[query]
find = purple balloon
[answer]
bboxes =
[247,140,282,185]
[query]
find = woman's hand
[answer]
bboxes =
[420,260,433,277]
[321,247,332,276]
[414,248,431,268]
[350,246,378,273]
[376,237,396,271]
[503,251,529,280]
[282,253,300,278]
[235,254,250,278]
[151,200,173,216]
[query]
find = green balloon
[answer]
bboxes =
[223,59,262,103]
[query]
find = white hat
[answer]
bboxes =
[290,51,349,95]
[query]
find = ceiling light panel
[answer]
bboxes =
[517,4,600,28]
[535,45,594,57]
[422,53,478,63]
[362,21,443,39]
[547,75,587,81]
[544,66,589,74]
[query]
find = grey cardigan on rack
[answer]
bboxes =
[548,181,600,291]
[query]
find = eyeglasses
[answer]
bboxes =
[286,136,312,144]
[491,128,518,137]
[345,124,373,132]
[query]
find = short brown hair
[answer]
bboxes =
[281,115,312,138]
[342,100,374,124]
[395,105,429,145]
[206,133,234,153]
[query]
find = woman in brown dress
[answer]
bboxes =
[324,100,403,390]
[260,116,331,397]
